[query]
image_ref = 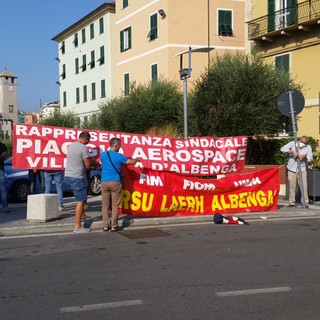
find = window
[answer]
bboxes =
[124,73,130,96]
[89,50,95,69]
[91,82,96,100]
[9,105,14,113]
[81,54,87,72]
[148,13,158,41]
[60,64,66,79]
[90,23,94,39]
[97,46,105,65]
[99,17,104,34]
[123,0,128,8]
[120,27,132,52]
[218,10,233,36]
[83,85,87,102]
[151,63,158,81]
[73,33,78,47]
[82,28,86,44]
[60,41,65,54]
[63,91,67,107]
[268,0,298,32]
[101,79,106,98]
[275,54,290,73]
[76,87,80,104]
[75,58,79,74]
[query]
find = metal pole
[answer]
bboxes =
[288,91,306,209]
[183,78,188,140]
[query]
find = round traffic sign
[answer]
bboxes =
[277,89,305,117]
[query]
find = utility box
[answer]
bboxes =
[308,169,320,202]
[27,194,59,222]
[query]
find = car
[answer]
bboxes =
[4,157,101,203]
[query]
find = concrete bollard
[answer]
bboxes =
[27,194,59,222]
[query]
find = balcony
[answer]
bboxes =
[248,0,320,41]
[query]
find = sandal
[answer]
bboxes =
[103,227,110,232]
[111,226,123,232]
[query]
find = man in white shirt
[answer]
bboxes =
[280,136,313,208]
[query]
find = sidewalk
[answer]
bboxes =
[1,195,320,237]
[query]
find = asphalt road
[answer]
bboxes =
[1,217,320,320]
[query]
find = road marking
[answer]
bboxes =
[216,286,292,297]
[60,299,143,313]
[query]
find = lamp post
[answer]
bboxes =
[173,46,215,139]
[179,47,192,140]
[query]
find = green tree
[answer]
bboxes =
[38,110,80,128]
[190,52,298,137]
[97,79,184,134]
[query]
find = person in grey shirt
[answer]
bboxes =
[65,131,92,233]
[280,135,313,208]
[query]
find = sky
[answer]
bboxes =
[0,1,113,113]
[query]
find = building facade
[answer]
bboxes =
[115,0,246,97]
[40,101,60,119]
[0,69,18,134]
[52,3,116,121]
[52,1,246,118]
[247,0,320,140]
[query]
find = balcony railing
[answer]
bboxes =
[248,0,320,40]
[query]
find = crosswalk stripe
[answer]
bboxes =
[216,286,292,297]
[60,299,143,313]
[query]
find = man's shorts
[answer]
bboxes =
[65,177,87,202]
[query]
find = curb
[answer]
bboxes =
[1,206,320,237]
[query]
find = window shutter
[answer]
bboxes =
[124,73,129,96]
[151,64,158,81]
[120,30,124,52]
[128,27,132,49]
[218,10,232,36]
[275,54,289,73]
[287,0,297,25]
[267,0,275,32]
[150,13,158,40]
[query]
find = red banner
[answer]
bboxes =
[120,166,279,216]
[13,124,247,176]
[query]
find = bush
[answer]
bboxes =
[247,136,317,165]
[190,52,299,137]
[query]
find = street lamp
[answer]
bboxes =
[173,46,214,139]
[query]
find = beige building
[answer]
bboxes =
[115,0,246,96]
[52,1,246,119]
[247,0,320,141]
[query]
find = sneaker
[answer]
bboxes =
[1,207,10,213]
[59,206,66,212]
[304,205,310,209]
[73,227,91,234]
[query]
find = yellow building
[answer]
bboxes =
[115,0,246,97]
[247,0,320,141]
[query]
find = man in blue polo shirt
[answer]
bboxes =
[100,137,140,232]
